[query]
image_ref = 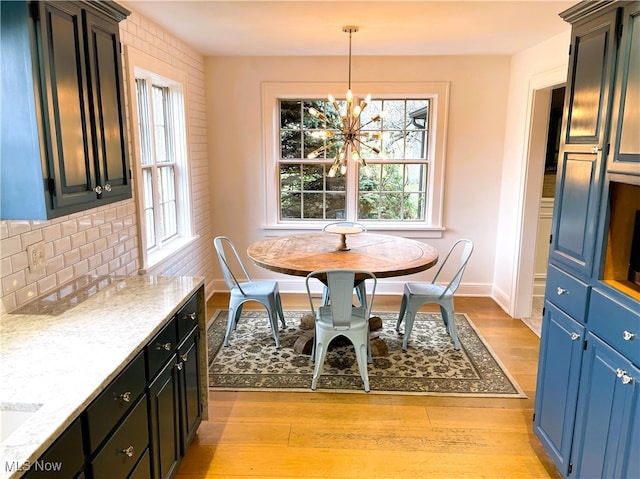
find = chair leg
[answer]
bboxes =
[401,308,418,351]
[354,339,370,392]
[276,293,286,329]
[396,292,408,331]
[321,286,330,306]
[311,337,328,390]
[441,305,460,350]
[267,310,281,349]
[223,305,240,346]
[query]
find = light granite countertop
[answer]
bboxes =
[0,274,205,479]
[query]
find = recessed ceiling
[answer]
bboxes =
[123,0,576,56]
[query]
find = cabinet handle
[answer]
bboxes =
[119,391,131,403]
[181,353,189,362]
[188,312,196,321]
[94,185,103,194]
[570,332,580,341]
[556,287,568,295]
[104,183,112,192]
[157,342,172,351]
[176,362,183,371]
[591,146,602,154]
[120,445,134,457]
[623,331,635,341]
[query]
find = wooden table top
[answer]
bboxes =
[247,232,439,278]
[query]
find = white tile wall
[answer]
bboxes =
[0,7,215,314]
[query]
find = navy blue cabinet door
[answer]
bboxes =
[37,1,98,210]
[534,302,585,475]
[570,333,640,478]
[549,8,618,277]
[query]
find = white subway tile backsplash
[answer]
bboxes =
[45,254,64,276]
[53,237,72,256]
[86,226,100,243]
[61,219,79,237]
[42,224,62,242]
[56,266,74,286]
[37,275,57,295]
[70,231,87,250]
[15,283,38,308]
[11,251,29,271]
[2,270,26,295]
[7,221,31,236]
[1,236,22,259]
[64,249,81,267]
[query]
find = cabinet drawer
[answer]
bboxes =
[545,264,590,320]
[588,289,640,366]
[146,318,177,378]
[90,395,149,479]
[85,351,146,453]
[128,448,151,479]
[176,293,199,344]
[23,417,84,479]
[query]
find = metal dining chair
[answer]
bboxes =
[213,236,286,348]
[305,269,377,392]
[396,239,474,351]
[321,222,368,308]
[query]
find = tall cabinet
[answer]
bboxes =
[534,1,640,478]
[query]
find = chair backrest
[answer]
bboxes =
[213,236,252,292]
[322,221,368,233]
[431,239,474,295]
[305,269,376,329]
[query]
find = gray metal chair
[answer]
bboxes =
[306,269,377,392]
[213,236,286,348]
[396,239,474,351]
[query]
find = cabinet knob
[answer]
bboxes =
[570,332,580,341]
[591,146,602,154]
[119,391,131,403]
[181,353,189,362]
[616,368,626,378]
[157,342,172,351]
[623,330,635,341]
[176,362,183,371]
[104,183,112,192]
[120,445,134,457]
[621,374,633,385]
[94,185,103,194]
[188,312,196,321]
[556,287,568,295]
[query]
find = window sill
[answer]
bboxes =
[261,224,445,239]
[139,235,199,274]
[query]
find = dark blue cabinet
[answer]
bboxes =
[0,0,131,220]
[534,302,585,475]
[535,2,640,478]
[569,333,640,478]
[548,6,618,278]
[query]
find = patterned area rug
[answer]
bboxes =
[207,310,526,397]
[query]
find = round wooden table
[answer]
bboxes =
[247,232,439,279]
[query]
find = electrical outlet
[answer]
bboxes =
[27,242,46,273]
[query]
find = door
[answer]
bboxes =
[533,302,585,475]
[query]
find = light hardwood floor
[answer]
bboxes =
[176,294,561,479]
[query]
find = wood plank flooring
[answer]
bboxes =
[175,294,561,479]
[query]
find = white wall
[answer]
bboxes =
[492,30,570,315]
[205,55,511,295]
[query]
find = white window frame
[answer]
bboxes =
[262,82,449,238]
[125,46,195,273]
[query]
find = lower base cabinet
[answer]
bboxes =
[148,358,181,479]
[22,287,204,479]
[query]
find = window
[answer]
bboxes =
[262,82,449,237]
[126,47,194,272]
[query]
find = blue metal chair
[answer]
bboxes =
[306,269,377,392]
[213,236,286,348]
[396,239,474,351]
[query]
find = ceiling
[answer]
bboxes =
[123,0,576,56]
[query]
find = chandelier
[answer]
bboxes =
[306,26,385,177]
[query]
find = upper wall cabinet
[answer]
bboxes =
[548,6,619,277]
[0,0,131,220]
[607,1,640,175]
